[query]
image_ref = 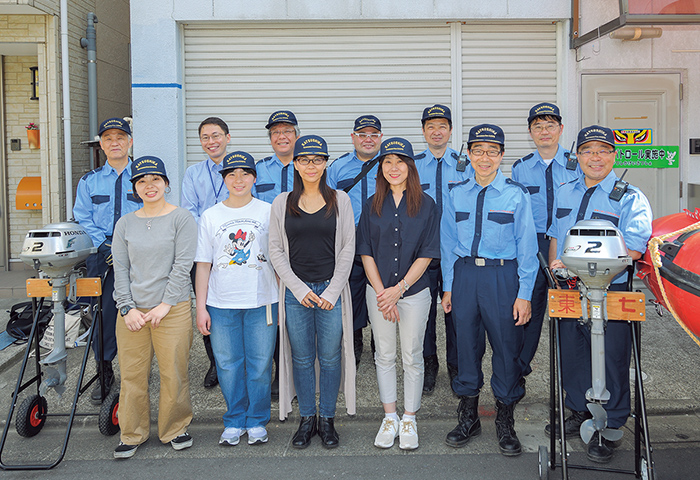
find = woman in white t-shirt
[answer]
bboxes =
[195,151,279,447]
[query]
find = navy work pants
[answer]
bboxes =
[519,233,550,376]
[422,262,458,367]
[451,257,525,404]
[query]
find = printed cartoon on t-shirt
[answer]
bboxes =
[216,221,268,270]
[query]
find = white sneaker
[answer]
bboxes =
[219,427,246,446]
[399,417,419,450]
[374,417,399,448]
[247,426,268,445]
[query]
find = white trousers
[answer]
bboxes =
[366,285,431,413]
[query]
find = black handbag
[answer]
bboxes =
[5,301,53,345]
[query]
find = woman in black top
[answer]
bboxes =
[357,138,440,451]
[268,135,356,449]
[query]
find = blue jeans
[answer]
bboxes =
[208,304,278,429]
[284,281,342,418]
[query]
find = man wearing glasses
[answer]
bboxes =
[255,110,301,204]
[182,117,232,389]
[327,115,383,366]
[511,103,580,400]
[546,125,652,463]
[414,104,472,395]
[441,124,537,457]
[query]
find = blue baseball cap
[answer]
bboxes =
[353,115,382,132]
[131,156,169,183]
[293,135,329,158]
[468,124,505,146]
[421,104,452,125]
[527,102,562,125]
[98,117,131,136]
[221,151,256,177]
[379,137,414,161]
[577,125,615,150]
[265,110,298,129]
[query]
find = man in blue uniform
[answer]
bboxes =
[74,117,142,404]
[181,117,231,388]
[414,104,472,394]
[511,103,580,398]
[547,125,652,463]
[254,110,300,203]
[441,124,538,456]
[327,115,383,366]
[254,110,300,396]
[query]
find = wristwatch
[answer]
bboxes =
[119,305,133,317]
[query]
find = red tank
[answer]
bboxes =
[637,209,700,336]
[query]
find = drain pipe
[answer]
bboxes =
[60,0,73,219]
[81,13,98,140]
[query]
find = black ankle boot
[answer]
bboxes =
[91,361,114,405]
[292,415,317,449]
[495,400,521,456]
[318,416,339,449]
[445,395,481,448]
[422,355,439,395]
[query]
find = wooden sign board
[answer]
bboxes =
[26,278,102,298]
[548,289,646,321]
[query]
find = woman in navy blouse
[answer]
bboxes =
[356,137,440,451]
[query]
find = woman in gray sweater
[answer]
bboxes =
[111,156,197,459]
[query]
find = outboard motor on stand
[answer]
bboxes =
[556,219,632,447]
[18,222,96,397]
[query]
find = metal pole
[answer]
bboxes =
[60,0,73,219]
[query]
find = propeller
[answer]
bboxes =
[580,403,624,444]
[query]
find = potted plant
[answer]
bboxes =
[26,122,40,149]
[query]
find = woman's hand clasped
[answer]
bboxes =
[376,285,402,322]
[123,308,147,332]
[300,291,334,310]
[144,302,172,328]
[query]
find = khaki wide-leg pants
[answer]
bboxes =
[116,301,193,445]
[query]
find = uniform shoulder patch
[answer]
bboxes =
[506,177,528,194]
[450,151,460,160]
[81,167,101,181]
[512,153,534,170]
[449,178,471,191]
[335,152,351,163]
[259,156,272,163]
[414,152,427,160]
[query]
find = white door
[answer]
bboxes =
[581,73,681,218]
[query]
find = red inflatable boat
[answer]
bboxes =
[637,208,700,338]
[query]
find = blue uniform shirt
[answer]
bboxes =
[414,147,473,216]
[181,157,228,222]
[73,160,141,248]
[441,170,538,300]
[253,153,296,204]
[547,170,652,284]
[327,151,379,225]
[356,193,440,296]
[511,145,581,234]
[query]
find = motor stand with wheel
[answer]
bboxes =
[0,223,120,471]
[537,220,655,479]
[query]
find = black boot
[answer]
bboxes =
[495,400,522,456]
[586,431,615,463]
[422,355,439,395]
[544,409,592,439]
[318,416,339,449]
[445,395,481,448]
[90,361,114,405]
[203,362,218,388]
[292,415,317,449]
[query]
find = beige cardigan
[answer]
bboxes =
[268,190,356,420]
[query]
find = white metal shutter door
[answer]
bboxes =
[461,23,558,173]
[183,23,452,167]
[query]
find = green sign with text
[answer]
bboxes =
[614,145,679,168]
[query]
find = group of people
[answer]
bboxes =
[73,102,652,463]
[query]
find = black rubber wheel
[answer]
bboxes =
[15,395,47,437]
[98,390,120,436]
[538,445,550,480]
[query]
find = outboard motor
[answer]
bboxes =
[19,222,96,396]
[558,219,632,446]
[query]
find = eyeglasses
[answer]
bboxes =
[530,123,560,133]
[469,148,501,158]
[579,149,614,158]
[200,133,224,143]
[270,128,296,138]
[296,157,326,165]
[353,132,382,140]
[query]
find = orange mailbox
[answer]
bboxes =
[16,176,42,210]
